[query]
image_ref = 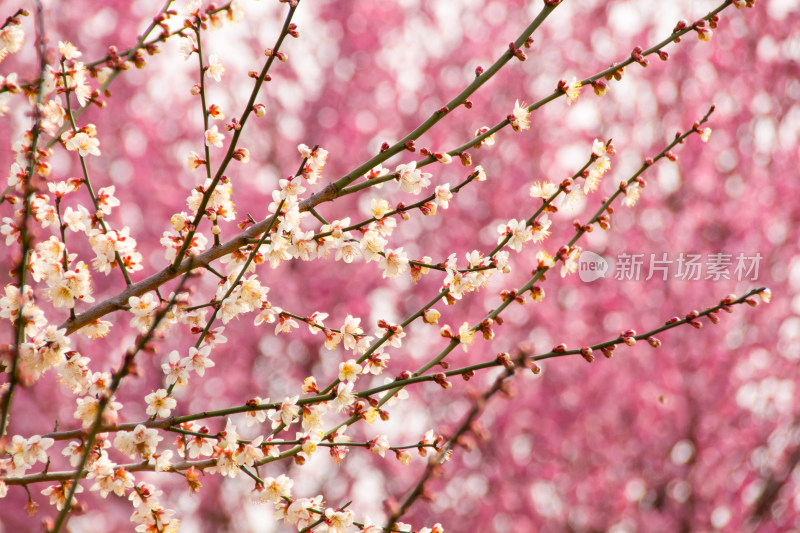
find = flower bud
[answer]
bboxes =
[580,346,594,363]
[434,152,452,164]
[496,352,514,369]
[529,286,545,302]
[423,308,441,325]
[433,373,451,389]
[420,202,437,216]
[696,27,713,41]
[592,79,608,96]
[622,335,636,346]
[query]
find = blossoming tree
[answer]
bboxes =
[1,0,796,531]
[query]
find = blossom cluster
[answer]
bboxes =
[0,0,769,532]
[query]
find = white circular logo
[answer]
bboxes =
[578,251,611,282]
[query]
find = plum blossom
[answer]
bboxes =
[144,389,177,418]
[370,198,391,218]
[380,247,409,278]
[128,293,158,332]
[270,396,300,428]
[338,359,362,383]
[161,350,189,388]
[206,54,224,81]
[333,382,356,412]
[565,77,582,105]
[457,322,475,352]
[181,346,215,376]
[474,126,496,148]
[369,435,390,457]
[509,99,530,131]
[498,218,533,252]
[256,474,294,503]
[298,144,328,184]
[41,481,83,511]
[561,247,582,278]
[434,183,453,208]
[361,229,387,262]
[58,40,81,59]
[205,125,224,147]
[63,131,100,156]
[96,186,120,215]
[335,240,361,264]
[0,25,25,56]
[622,181,641,207]
[396,161,432,194]
[62,205,91,232]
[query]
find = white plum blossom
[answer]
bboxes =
[380,247,409,278]
[162,350,189,388]
[333,382,356,412]
[396,161,431,194]
[63,131,100,156]
[338,359,362,383]
[205,125,224,148]
[341,315,362,350]
[369,435,391,457]
[622,182,641,207]
[509,99,530,131]
[498,219,533,252]
[434,183,453,208]
[144,389,177,418]
[269,396,300,428]
[206,54,224,82]
[561,247,582,277]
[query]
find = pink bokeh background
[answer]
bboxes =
[1,0,799,531]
